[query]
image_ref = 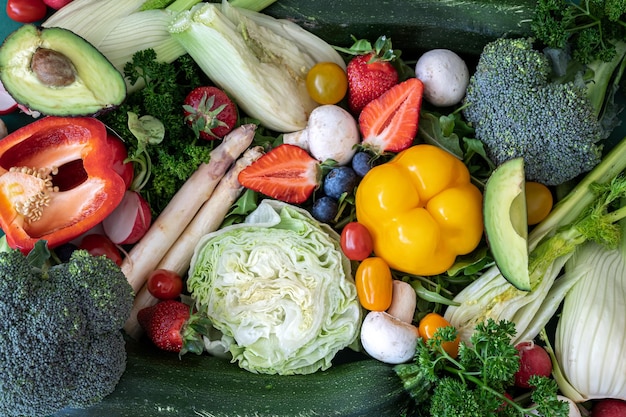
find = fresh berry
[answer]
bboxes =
[183,86,238,140]
[323,166,359,199]
[351,151,377,177]
[137,300,210,355]
[343,36,399,115]
[311,196,339,223]
[359,77,424,154]
[238,144,321,204]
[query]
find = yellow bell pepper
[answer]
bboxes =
[355,144,483,276]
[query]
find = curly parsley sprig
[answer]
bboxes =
[395,319,569,417]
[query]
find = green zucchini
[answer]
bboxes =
[263,0,536,58]
[53,340,415,417]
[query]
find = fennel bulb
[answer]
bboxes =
[554,242,626,402]
[168,1,345,132]
[445,134,626,345]
[187,200,361,375]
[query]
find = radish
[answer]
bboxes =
[0,80,18,115]
[592,399,626,417]
[43,0,74,9]
[514,341,553,389]
[106,131,134,189]
[103,190,152,245]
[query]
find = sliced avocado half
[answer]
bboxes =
[483,157,530,291]
[0,24,126,116]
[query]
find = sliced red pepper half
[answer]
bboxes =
[0,116,127,253]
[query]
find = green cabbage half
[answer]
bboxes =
[187,200,362,375]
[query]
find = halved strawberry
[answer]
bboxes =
[359,77,424,154]
[238,144,321,204]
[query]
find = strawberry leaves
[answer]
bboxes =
[183,86,238,140]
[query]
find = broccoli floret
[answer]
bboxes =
[0,246,134,417]
[532,0,626,134]
[463,37,604,186]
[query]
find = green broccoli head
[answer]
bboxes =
[0,247,133,417]
[60,249,135,333]
[463,37,603,186]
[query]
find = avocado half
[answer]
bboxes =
[0,24,126,117]
[483,157,531,291]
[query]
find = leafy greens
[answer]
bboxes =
[187,200,362,375]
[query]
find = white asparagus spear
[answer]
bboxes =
[121,123,256,293]
[124,146,264,339]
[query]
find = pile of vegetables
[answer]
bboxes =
[1,0,626,416]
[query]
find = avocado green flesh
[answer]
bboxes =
[0,25,126,116]
[483,157,531,291]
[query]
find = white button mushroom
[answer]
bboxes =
[283,104,360,166]
[414,49,469,107]
[360,310,420,364]
[386,280,417,324]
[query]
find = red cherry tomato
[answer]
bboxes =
[147,269,184,300]
[340,222,374,261]
[6,0,48,23]
[79,233,123,266]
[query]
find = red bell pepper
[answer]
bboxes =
[0,116,127,253]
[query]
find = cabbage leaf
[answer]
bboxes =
[187,200,361,375]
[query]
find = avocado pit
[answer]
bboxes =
[31,48,76,87]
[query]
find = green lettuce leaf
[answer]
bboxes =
[187,200,362,375]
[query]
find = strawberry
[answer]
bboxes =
[183,86,238,140]
[137,300,211,355]
[341,36,399,115]
[359,77,424,154]
[238,144,321,204]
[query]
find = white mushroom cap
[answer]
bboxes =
[415,49,469,107]
[360,311,420,364]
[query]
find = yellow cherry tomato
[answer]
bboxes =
[418,312,460,358]
[525,181,553,225]
[355,257,393,311]
[305,62,348,105]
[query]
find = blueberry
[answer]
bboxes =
[311,196,338,223]
[54,242,79,263]
[351,151,376,177]
[323,166,359,200]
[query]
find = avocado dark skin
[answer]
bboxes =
[0,24,126,117]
